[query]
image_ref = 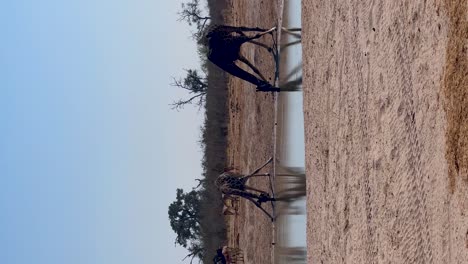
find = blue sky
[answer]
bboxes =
[1,0,204,263]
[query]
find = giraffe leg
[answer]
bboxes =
[235,27,276,45]
[238,54,268,82]
[237,31,273,53]
[217,25,271,33]
[246,157,273,176]
[243,196,275,222]
[214,61,267,86]
[281,27,302,39]
[243,173,270,182]
[247,40,273,53]
[250,27,276,39]
[237,26,277,36]
[244,185,269,195]
[252,173,271,177]
[282,27,301,32]
[281,39,301,49]
[279,77,303,92]
[283,63,302,82]
[228,189,264,201]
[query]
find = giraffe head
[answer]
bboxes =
[214,177,222,189]
[214,172,230,189]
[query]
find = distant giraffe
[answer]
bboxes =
[213,248,227,264]
[204,25,301,92]
[222,246,244,264]
[222,194,240,216]
[215,157,275,220]
[213,246,244,264]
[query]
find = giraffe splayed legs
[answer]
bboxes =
[215,157,276,221]
[205,25,302,92]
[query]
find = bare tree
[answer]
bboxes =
[178,0,211,40]
[171,69,207,110]
[182,242,204,264]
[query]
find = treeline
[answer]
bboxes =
[198,1,231,262]
[168,0,233,263]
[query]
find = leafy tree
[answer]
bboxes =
[171,69,208,110]
[168,188,202,248]
[178,0,211,40]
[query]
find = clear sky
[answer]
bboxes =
[1,0,204,263]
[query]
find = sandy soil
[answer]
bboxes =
[223,1,279,263]
[302,1,468,263]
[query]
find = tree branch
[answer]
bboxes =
[170,92,206,110]
[171,77,193,92]
[194,178,205,189]
[182,247,203,264]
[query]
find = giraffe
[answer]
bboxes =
[205,25,276,92]
[215,157,276,220]
[213,246,245,264]
[213,248,227,264]
[204,25,301,92]
[222,194,240,216]
[222,246,244,264]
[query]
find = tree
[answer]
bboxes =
[171,69,208,110]
[182,241,204,264]
[168,188,202,248]
[178,0,211,40]
[168,188,204,263]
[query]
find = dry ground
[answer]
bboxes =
[223,1,279,264]
[223,0,467,263]
[302,1,468,263]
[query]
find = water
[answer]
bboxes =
[279,0,304,167]
[275,0,306,263]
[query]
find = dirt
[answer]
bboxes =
[223,0,467,263]
[224,1,280,264]
[443,0,468,192]
[302,1,468,263]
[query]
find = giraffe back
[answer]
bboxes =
[215,172,246,193]
[204,25,244,63]
[205,24,234,38]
